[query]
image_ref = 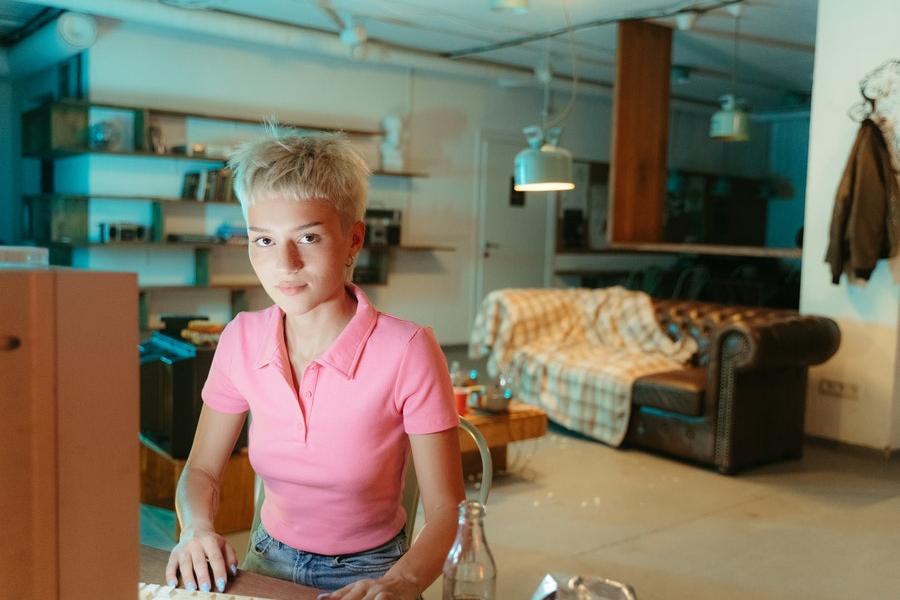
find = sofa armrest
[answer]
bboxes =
[709,313,841,372]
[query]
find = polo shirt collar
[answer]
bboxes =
[252,284,377,379]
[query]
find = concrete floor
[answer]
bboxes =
[422,428,900,600]
[142,425,900,600]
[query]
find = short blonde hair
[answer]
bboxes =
[229,125,370,230]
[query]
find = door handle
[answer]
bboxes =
[0,335,21,352]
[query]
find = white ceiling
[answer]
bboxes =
[0,0,818,111]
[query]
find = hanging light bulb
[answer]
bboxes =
[514,126,574,191]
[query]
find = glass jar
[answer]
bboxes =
[442,500,496,600]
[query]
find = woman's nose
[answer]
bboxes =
[278,243,303,272]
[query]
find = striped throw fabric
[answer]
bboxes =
[470,286,697,446]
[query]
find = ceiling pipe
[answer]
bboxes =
[10,0,608,96]
[0,10,97,79]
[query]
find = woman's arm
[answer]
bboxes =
[328,427,466,600]
[165,404,248,592]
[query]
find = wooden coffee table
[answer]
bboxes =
[458,400,548,474]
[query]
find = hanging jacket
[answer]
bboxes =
[825,119,900,284]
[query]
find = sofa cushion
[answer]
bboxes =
[632,367,706,417]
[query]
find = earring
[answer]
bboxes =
[345,254,355,268]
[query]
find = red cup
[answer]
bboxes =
[453,387,468,416]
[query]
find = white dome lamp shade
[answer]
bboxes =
[514,126,574,192]
[710,93,750,141]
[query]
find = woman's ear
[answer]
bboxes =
[350,220,366,253]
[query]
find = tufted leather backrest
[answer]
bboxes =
[651,299,801,366]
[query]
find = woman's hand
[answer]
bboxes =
[165,524,239,593]
[322,574,418,600]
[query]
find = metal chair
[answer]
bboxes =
[402,416,492,536]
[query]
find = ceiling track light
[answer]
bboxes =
[675,10,699,31]
[490,0,529,14]
[339,13,367,61]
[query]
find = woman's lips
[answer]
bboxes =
[277,282,306,295]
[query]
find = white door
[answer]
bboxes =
[475,131,554,306]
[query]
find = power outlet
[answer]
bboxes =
[817,378,861,401]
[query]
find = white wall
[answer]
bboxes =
[0,80,13,245]
[7,12,811,354]
[801,0,900,451]
[75,17,626,342]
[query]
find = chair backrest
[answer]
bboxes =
[249,416,494,548]
[403,416,492,536]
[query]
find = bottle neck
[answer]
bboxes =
[457,500,487,529]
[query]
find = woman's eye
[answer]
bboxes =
[253,237,274,247]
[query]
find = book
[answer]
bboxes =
[202,168,219,202]
[180,171,200,199]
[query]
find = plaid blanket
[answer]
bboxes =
[469,286,697,446]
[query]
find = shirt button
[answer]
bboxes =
[304,390,312,398]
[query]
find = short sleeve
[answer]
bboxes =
[201,317,251,414]
[395,327,459,435]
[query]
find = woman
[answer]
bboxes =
[165,128,466,600]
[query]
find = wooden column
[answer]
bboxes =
[610,20,672,243]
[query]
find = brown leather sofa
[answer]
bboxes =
[625,299,841,474]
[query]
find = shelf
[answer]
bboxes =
[27,148,230,161]
[607,241,802,259]
[23,193,238,205]
[372,170,428,178]
[366,245,455,252]
[140,284,260,292]
[22,97,438,328]
[22,98,382,160]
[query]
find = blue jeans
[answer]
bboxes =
[242,522,410,592]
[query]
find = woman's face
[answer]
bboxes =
[246,195,363,317]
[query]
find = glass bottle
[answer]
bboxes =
[449,360,464,387]
[442,500,496,600]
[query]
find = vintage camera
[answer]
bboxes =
[101,222,150,242]
[364,209,401,246]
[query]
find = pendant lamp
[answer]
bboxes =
[710,2,750,141]
[513,3,578,192]
[514,126,574,191]
[710,93,750,141]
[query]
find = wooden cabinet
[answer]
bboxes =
[140,438,254,536]
[0,267,139,600]
[21,99,447,329]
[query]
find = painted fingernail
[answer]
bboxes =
[230,564,238,576]
[217,578,226,592]
[168,580,177,588]
[200,582,211,592]
[187,583,197,591]
[317,593,331,600]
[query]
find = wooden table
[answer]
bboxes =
[141,545,321,600]
[458,400,548,473]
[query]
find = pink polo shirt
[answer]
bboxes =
[201,285,458,555]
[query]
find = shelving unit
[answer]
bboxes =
[21,98,447,330]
